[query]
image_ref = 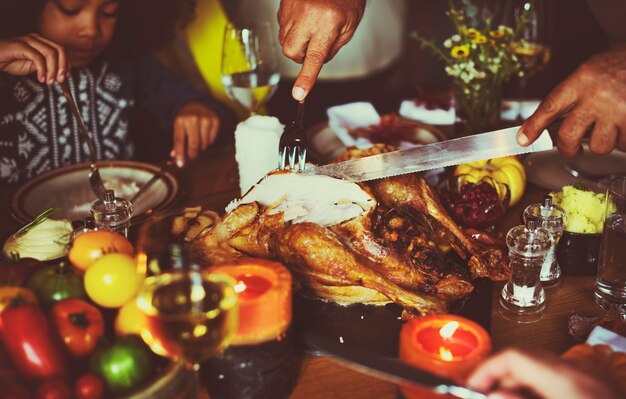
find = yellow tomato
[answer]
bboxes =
[68,230,134,271]
[454,156,527,206]
[114,298,145,336]
[84,254,143,308]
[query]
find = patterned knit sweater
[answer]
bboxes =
[0,55,217,185]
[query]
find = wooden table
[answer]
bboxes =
[172,145,605,399]
[0,145,606,399]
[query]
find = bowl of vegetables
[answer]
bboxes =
[553,185,609,276]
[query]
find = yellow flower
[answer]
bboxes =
[451,45,470,59]
[472,34,488,44]
[489,28,505,39]
[466,28,480,39]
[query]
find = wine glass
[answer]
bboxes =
[221,20,280,115]
[137,270,238,398]
[511,1,551,120]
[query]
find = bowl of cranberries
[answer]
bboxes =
[439,175,510,229]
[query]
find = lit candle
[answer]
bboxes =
[210,258,292,346]
[399,314,491,399]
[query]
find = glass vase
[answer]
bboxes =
[453,81,502,136]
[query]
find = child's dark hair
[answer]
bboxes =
[0,0,197,56]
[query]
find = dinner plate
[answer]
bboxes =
[524,143,626,191]
[11,160,179,225]
[307,119,449,164]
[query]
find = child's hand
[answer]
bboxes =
[0,34,69,84]
[171,102,220,167]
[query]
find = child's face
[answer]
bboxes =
[39,0,121,68]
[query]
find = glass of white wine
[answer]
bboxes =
[512,1,551,120]
[221,21,280,115]
[137,270,238,398]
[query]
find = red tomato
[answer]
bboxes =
[50,299,104,358]
[68,230,134,271]
[35,379,71,399]
[0,304,69,379]
[74,374,104,399]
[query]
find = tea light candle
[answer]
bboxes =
[399,314,491,399]
[210,258,292,346]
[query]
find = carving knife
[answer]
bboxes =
[302,332,487,399]
[307,126,552,182]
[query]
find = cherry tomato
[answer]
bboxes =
[84,254,143,308]
[74,374,104,399]
[68,231,134,271]
[51,299,104,357]
[35,378,71,399]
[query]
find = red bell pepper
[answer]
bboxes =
[50,299,104,358]
[0,303,68,379]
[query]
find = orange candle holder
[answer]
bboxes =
[399,314,491,398]
[210,258,292,346]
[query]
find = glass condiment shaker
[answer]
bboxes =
[500,220,551,323]
[523,195,567,287]
[90,189,133,237]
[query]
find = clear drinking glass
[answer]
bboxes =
[595,176,626,315]
[511,1,551,120]
[500,221,551,323]
[221,21,280,115]
[137,271,239,398]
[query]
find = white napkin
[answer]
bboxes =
[327,102,381,149]
[500,99,541,121]
[586,325,626,354]
[399,100,456,125]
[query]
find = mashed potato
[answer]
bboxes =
[550,185,615,234]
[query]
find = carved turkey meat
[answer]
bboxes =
[191,169,508,315]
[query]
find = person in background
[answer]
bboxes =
[518,0,626,158]
[467,349,621,399]
[0,0,228,185]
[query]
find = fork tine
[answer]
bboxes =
[297,147,307,171]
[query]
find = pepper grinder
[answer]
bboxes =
[500,220,551,323]
[90,189,133,237]
[523,195,567,287]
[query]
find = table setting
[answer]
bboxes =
[2,1,626,399]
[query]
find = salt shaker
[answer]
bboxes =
[500,220,551,323]
[90,189,133,237]
[523,195,567,286]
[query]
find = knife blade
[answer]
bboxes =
[302,332,487,399]
[307,126,552,182]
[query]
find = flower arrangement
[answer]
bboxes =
[412,0,532,135]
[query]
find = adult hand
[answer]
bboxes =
[171,102,220,167]
[467,349,620,399]
[0,33,69,84]
[278,0,366,101]
[518,46,626,157]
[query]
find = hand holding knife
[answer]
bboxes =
[302,333,487,399]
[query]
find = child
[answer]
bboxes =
[0,0,228,185]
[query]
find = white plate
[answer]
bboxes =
[524,143,626,191]
[307,119,448,164]
[11,160,179,224]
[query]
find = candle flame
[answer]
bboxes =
[439,321,459,339]
[439,347,454,361]
[234,281,247,294]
